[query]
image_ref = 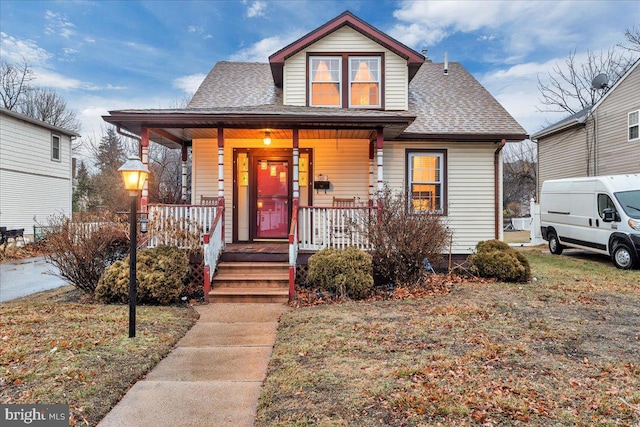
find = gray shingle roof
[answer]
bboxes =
[529,107,591,140]
[405,62,527,137]
[186,61,525,140]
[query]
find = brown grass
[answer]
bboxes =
[256,248,640,426]
[0,287,199,426]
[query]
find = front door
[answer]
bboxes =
[252,157,291,239]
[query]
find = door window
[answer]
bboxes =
[597,194,616,219]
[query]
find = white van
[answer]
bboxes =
[540,174,640,269]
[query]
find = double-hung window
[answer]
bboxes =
[407,150,445,213]
[310,57,341,107]
[629,110,639,142]
[309,55,382,108]
[349,57,380,108]
[52,135,61,161]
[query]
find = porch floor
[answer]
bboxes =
[220,243,289,263]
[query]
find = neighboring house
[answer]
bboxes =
[103,11,526,301]
[0,107,79,239]
[532,58,640,196]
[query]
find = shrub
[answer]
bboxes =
[96,245,190,305]
[43,212,129,294]
[308,247,373,300]
[469,239,531,283]
[359,186,451,287]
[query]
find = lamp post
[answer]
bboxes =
[118,155,149,338]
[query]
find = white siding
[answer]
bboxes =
[0,113,72,233]
[595,65,640,175]
[283,26,408,110]
[385,142,498,253]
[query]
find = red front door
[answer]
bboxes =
[254,158,290,239]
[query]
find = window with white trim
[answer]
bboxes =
[310,57,341,107]
[629,110,639,141]
[52,135,61,161]
[349,57,380,108]
[407,150,445,213]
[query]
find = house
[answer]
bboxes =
[0,107,79,240]
[103,11,527,302]
[531,58,640,196]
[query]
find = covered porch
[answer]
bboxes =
[104,111,415,302]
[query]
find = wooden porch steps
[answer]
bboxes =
[209,261,289,303]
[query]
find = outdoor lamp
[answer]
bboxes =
[118,155,148,194]
[118,155,148,338]
[139,217,149,234]
[263,130,271,146]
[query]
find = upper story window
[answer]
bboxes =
[407,150,446,213]
[629,110,639,141]
[309,54,383,109]
[349,57,380,108]
[310,57,341,107]
[51,135,61,161]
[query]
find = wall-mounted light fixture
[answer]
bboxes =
[263,130,271,145]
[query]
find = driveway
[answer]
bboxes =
[0,257,69,302]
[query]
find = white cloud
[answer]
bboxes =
[228,32,302,62]
[188,25,201,33]
[0,32,52,64]
[246,1,267,18]
[44,10,76,39]
[172,73,206,94]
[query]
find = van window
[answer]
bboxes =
[615,190,640,219]
[597,194,616,219]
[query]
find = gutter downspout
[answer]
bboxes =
[494,139,506,240]
[116,126,142,157]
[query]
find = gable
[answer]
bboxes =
[269,11,423,87]
[282,26,409,110]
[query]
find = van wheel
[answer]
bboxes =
[548,231,563,255]
[611,243,638,270]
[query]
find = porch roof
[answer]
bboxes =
[103,105,416,148]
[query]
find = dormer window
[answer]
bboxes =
[310,57,341,107]
[308,54,383,109]
[349,57,380,108]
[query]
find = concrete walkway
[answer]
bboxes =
[98,303,289,427]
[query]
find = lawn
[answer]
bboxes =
[0,287,199,426]
[256,248,640,426]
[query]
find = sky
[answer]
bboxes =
[1,0,639,154]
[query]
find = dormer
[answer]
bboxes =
[268,11,424,111]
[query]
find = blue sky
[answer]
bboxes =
[1,0,639,145]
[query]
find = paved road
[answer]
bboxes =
[0,257,69,302]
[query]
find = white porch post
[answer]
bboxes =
[292,128,300,201]
[376,127,384,192]
[217,128,224,202]
[181,145,188,203]
[369,140,375,203]
[140,128,150,212]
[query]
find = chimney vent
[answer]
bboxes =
[444,52,449,75]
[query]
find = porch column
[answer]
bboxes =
[368,140,375,205]
[181,145,188,204]
[140,128,150,212]
[376,127,384,192]
[292,128,300,202]
[217,128,224,204]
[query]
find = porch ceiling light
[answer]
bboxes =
[118,155,149,195]
[263,130,271,145]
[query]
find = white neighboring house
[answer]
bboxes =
[0,107,79,239]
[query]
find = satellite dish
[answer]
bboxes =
[591,73,609,90]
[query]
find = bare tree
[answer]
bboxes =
[537,48,634,115]
[0,58,34,110]
[148,144,185,204]
[503,141,537,215]
[20,87,81,133]
[619,26,640,52]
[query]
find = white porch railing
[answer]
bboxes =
[297,206,373,251]
[204,207,225,282]
[147,204,217,248]
[288,203,299,302]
